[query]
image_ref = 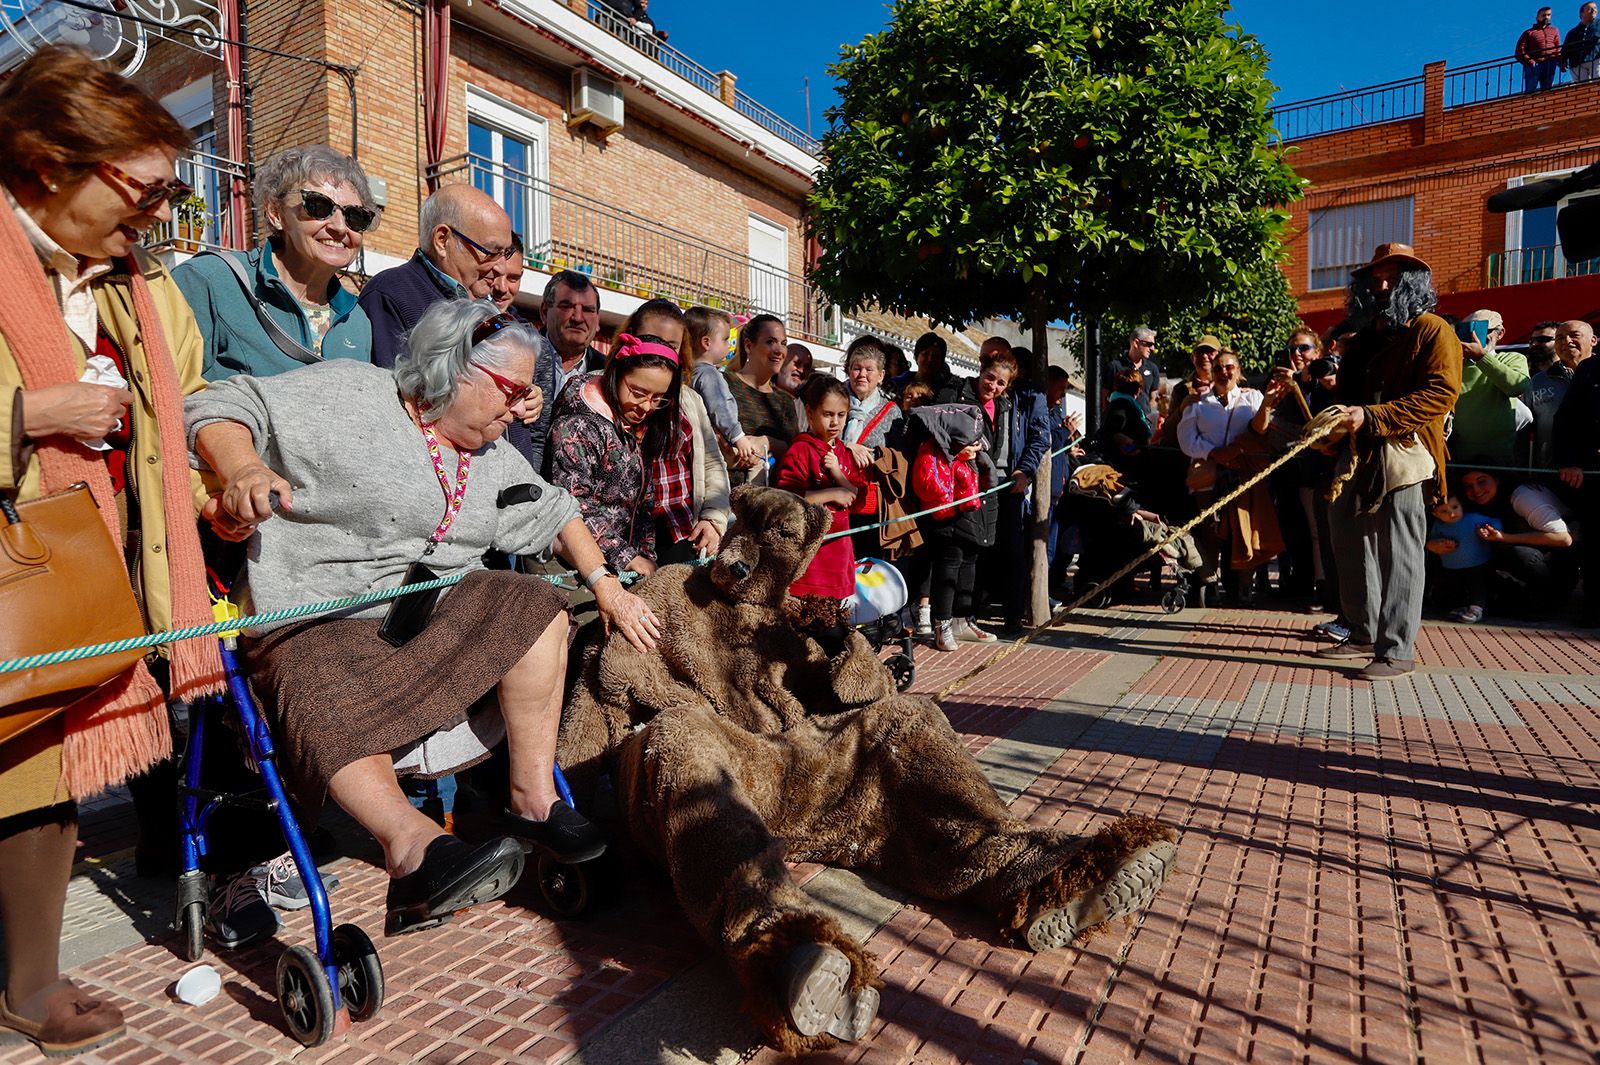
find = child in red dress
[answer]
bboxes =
[775,375,870,602]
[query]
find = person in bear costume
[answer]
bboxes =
[557,484,1177,1052]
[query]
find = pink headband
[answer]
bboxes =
[615,332,679,364]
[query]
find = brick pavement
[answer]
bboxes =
[3,609,1598,1064]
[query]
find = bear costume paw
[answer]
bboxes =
[1000,814,1177,952]
[734,909,883,1053]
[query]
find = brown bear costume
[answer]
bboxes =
[558,485,1176,1053]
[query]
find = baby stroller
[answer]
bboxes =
[852,557,915,691]
[1067,465,1198,614]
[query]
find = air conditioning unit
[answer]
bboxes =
[570,69,624,135]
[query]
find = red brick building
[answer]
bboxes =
[1276,55,1600,340]
[2,0,855,352]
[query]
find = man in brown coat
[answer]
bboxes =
[1314,244,1462,680]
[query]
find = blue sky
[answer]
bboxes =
[661,0,1556,135]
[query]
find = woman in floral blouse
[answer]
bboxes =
[547,329,684,576]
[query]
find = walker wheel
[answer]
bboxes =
[536,853,591,917]
[332,923,384,1022]
[180,901,205,963]
[886,653,915,692]
[1161,590,1186,614]
[277,943,337,1047]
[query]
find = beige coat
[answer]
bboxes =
[0,247,211,637]
[679,385,732,533]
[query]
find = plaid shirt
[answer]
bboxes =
[650,414,697,544]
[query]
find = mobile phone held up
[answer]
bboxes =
[1454,319,1489,346]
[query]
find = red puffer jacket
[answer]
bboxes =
[913,440,980,520]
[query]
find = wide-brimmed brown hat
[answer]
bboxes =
[1353,242,1431,276]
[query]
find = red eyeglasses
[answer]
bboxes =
[472,362,534,407]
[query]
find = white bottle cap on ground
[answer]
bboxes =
[174,964,222,1006]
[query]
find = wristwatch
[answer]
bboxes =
[582,564,617,590]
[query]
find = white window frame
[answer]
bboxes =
[747,213,790,321]
[1306,196,1415,291]
[1503,168,1600,281]
[465,84,551,258]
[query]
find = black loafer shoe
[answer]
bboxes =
[497,801,607,863]
[384,835,525,936]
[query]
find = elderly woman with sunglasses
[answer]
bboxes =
[188,297,660,937]
[0,46,239,1057]
[174,145,378,380]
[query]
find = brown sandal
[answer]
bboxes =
[0,981,126,1058]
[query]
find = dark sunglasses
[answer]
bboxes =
[472,361,534,407]
[296,189,378,233]
[451,226,516,262]
[1289,343,1316,354]
[1529,336,1556,344]
[96,161,192,212]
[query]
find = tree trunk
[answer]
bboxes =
[1026,282,1053,628]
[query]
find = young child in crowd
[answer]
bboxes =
[910,406,989,652]
[775,375,869,604]
[1426,493,1502,624]
[685,306,761,467]
[900,380,933,413]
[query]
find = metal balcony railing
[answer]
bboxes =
[430,152,834,344]
[142,148,246,255]
[581,2,819,156]
[1486,244,1600,287]
[1273,54,1588,142]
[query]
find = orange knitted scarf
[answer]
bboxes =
[0,195,223,799]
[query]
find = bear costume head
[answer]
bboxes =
[709,484,833,608]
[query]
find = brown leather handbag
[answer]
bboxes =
[0,483,148,745]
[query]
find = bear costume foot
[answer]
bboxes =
[735,909,882,1053]
[783,942,880,1043]
[1001,814,1177,952]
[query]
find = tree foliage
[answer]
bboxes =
[1101,257,1305,377]
[807,0,1305,333]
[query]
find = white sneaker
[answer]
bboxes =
[913,604,933,639]
[934,619,959,652]
[958,617,998,643]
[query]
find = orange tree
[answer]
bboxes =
[808,0,1302,623]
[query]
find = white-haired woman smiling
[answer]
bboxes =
[186,297,659,935]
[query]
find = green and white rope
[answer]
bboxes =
[0,437,1085,675]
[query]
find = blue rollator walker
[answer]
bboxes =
[175,631,382,1047]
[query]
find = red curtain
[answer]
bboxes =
[219,0,249,249]
[423,0,451,191]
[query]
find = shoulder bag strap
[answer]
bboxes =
[205,251,322,366]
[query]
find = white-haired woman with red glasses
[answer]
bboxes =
[174,144,381,380]
[188,297,659,937]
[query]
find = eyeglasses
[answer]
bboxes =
[1134,339,1156,348]
[1289,343,1316,354]
[96,161,192,213]
[620,378,673,411]
[472,362,534,407]
[1192,348,1216,357]
[295,189,378,233]
[450,226,516,263]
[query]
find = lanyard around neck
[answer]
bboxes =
[420,423,472,552]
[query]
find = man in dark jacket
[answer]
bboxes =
[1564,2,1600,81]
[1518,7,1563,92]
[1313,244,1461,681]
[1553,319,1600,624]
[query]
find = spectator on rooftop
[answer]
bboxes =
[1104,326,1162,421]
[359,184,513,368]
[175,145,377,381]
[1450,309,1528,466]
[1518,7,1564,92]
[1524,319,1587,469]
[724,313,799,485]
[1564,2,1600,81]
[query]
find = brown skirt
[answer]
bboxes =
[244,570,567,812]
